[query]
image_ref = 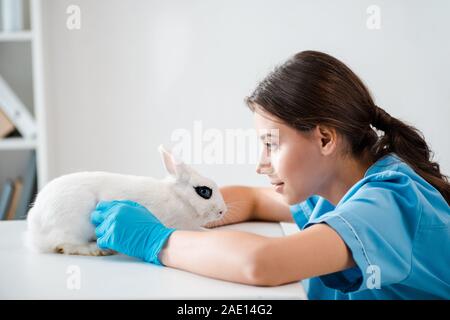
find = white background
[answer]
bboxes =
[40,0,450,187]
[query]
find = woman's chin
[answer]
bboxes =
[275,184,306,205]
[281,190,298,205]
[283,191,310,205]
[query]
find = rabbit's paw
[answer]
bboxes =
[55,242,115,256]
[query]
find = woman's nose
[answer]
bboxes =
[256,163,274,174]
[256,152,274,174]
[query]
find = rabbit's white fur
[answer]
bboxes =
[25,146,227,256]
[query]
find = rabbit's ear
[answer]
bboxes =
[159,145,177,175]
[158,145,190,181]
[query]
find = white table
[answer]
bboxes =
[0,220,306,299]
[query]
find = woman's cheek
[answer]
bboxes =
[270,148,283,175]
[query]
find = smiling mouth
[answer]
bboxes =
[271,181,285,193]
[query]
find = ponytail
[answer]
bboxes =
[369,105,450,205]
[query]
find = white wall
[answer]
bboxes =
[41,0,450,187]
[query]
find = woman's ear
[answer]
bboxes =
[315,125,338,155]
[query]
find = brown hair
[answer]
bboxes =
[245,50,450,204]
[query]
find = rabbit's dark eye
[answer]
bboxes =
[194,186,212,199]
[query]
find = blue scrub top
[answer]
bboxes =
[289,153,450,299]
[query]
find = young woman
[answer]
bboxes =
[91,51,450,299]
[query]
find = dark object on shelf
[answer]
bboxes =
[0,179,15,220]
[15,151,37,220]
[6,127,22,138]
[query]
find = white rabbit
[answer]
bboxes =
[25,145,227,256]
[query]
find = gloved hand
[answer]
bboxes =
[90,199,176,266]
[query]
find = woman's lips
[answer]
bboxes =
[271,182,285,192]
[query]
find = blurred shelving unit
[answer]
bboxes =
[0,0,47,220]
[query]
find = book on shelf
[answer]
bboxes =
[4,178,23,220]
[0,107,16,138]
[0,152,37,220]
[1,0,26,32]
[15,151,37,219]
[0,179,14,220]
[0,73,37,139]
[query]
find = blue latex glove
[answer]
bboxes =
[90,199,176,266]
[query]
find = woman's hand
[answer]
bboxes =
[90,199,176,265]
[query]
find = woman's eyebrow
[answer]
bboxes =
[259,132,279,141]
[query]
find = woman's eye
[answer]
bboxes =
[265,142,277,150]
[194,186,212,199]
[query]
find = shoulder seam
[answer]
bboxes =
[336,215,372,268]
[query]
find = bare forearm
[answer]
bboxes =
[159,229,270,285]
[204,185,293,229]
[253,187,293,222]
[252,224,356,286]
[158,224,354,288]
